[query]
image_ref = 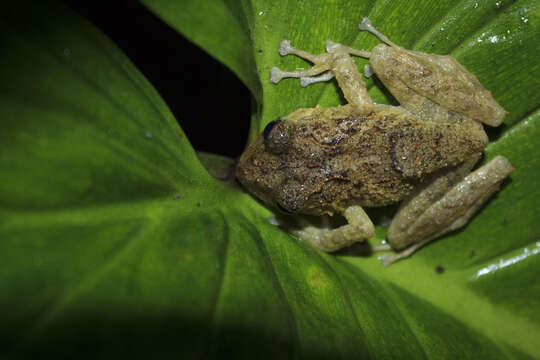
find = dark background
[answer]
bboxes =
[67,1,251,158]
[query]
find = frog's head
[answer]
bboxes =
[236,117,336,215]
[236,119,300,213]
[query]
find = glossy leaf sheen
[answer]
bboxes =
[2,0,540,358]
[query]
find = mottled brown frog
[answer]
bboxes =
[236,18,514,265]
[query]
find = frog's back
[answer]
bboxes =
[297,109,411,213]
[291,106,488,215]
[236,106,487,216]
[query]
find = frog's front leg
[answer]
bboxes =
[381,155,514,266]
[291,206,375,252]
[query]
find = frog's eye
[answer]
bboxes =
[263,120,281,140]
[263,119,292,154]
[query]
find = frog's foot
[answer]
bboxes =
[270,66,334,86]
[358,17,399,48]
[270,40,333,84]
[299,72,335,87]
[363,64,374,78]
[378,239,432,266]
[370,242,420,266]
[291,206,375,252]
[270,39,371,86]
[384,155,514,265]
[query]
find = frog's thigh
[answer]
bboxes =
[292,206,375,252]
[383,155,513,265]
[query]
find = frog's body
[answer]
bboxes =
[238,104,488,214]
[236,18,514,265]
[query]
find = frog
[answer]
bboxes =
[235,18,514,265]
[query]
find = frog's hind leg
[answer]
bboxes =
[381,155,514,266]
[291,206,375,252]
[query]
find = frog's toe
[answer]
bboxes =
[358,17,397,48]
[378,254,394,267]
[279,40,293,56]
[268,216,280,226]
[299,77,310,87]
[300,72,335,87]
[363,64,374,78]
[325,39,340,52]
[358,17,373,31]
[270,67,284,83]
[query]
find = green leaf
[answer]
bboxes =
[2,0,540,359]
